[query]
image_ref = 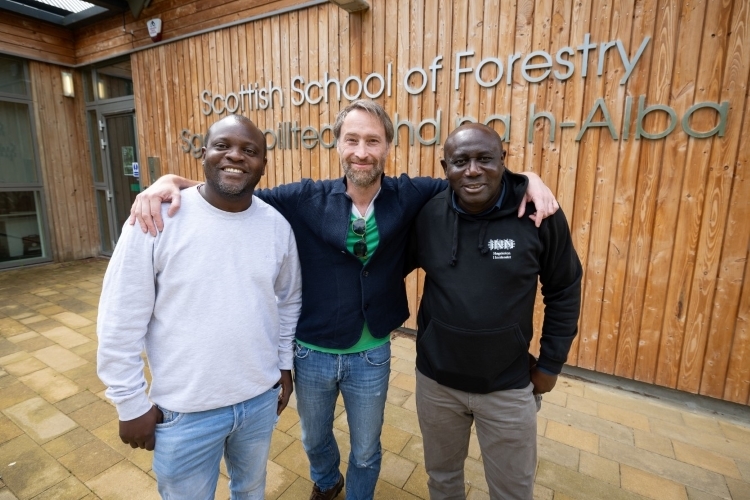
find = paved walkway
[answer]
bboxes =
[0,259,749,499]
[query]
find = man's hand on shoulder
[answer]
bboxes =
[277,369,293,415]
[119,405,163,451]
[518,172,560,228]
[129,174,195,236]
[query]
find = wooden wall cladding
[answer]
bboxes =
[0,11,75,66]
[129,0,749,405]
[29,62,100,261]
[72,0,310,66]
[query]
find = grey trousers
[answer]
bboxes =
[415,370,537,500]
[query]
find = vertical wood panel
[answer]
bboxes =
[556,0,591,366]
[596,0,655,373]
[462,0,482,123]
[327,6,341,180]
[571,0,612,368]
[289,11,302,183]
[577,0,634,370]
[677,0,739,393]
[654,0,724,388]
[250,24,269,191]
[393,0,411,177]
[683,2,750,397]
[29,62,99,261]
[700,5,750,397]
[279,15,293,185]
[527,0,553,354]
[479,0,500,135]
[33,63,66,260]
[616,1,680,382]
[724,251,750,404]
[531,0,574,357]
[317,8,331,181]
[307,8,320,182]
[297,11,312,182]
[166,41,180,183]
[433,0,453,179]
[614,0,679,379]
[720,78,750,404]
[269,17,284,187]
[184,39,199,182]
[637,0,705,383]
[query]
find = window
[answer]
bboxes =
[0,100,38,183]
[0,55,50,268]
[83,59,134,103]
[0,56,28,95]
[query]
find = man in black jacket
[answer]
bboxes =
[407,123,582,500]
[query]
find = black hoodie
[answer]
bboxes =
[406,170,582,394]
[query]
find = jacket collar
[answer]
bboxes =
[331,174,390,196]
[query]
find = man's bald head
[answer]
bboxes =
[204,115,265,156]
[441,123,507,214]
[444,122,505,157]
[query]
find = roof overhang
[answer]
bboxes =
[0,0,150,27]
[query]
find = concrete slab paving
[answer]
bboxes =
[0,259,748,499]
[3,397,78,444]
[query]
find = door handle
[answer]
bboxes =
[106,190,112,201]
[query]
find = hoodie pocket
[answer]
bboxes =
[419,317,527,393]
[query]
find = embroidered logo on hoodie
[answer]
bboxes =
[488,239,514,260]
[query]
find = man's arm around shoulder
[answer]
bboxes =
[534,209,583,393]
[129,174,199,235]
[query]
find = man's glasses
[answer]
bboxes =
[352,217,367,258]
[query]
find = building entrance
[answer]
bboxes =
[84,59,139,255]
[88,106,139,254]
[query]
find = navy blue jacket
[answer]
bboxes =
[256,175,446,349]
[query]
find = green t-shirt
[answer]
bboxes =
[297,212,389,354]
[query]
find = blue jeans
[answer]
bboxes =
[294,342,391,500]
[152,386,280,500]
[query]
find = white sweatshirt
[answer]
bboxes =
[97,187,302,421]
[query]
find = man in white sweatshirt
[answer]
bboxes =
[97,115,302,499]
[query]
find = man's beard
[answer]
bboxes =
[204,165,256,198]
[215,179,250,197]
[342,157,386,188]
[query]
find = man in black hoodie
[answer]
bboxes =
[406,123,582,499]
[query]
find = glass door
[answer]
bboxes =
[84,57,137,256]
[87,103,139,254]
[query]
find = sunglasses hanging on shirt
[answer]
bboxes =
[352,217,367,258]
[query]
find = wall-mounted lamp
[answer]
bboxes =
[147,18,163,42]
[61,71,74,97]
[97,80,107,100]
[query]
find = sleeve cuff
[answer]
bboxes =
[278,352,294,371]
[536,358,564,376]
[536,366,557,376]
[115,392,153,422]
